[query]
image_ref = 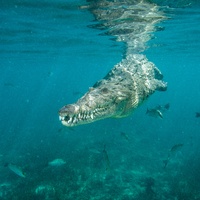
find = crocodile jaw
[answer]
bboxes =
[58,102,119,127]
[59,104,112,126]
[58,87,127,127]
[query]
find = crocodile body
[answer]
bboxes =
[59,0,167,127]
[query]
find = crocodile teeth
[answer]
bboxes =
[67,118,72,124]
[91,113,94,119]
[73,117,77,123]
[59,116,64,121]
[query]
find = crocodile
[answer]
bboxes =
[59,0,167,127]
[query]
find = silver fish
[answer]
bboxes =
[195,112,200,118]
[146,108,163,119]
[120,132,129,141]
[6,163,26,178]
[48,158,66,167]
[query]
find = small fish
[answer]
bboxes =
[5,163,26,178]
[195,112,200,118]
[146,108,163,119]
[170,143,183,153]
[163,143,184,168]
[4,82,15,87]
[163,159,169,169]
[47,71,53,77]
[89,148,101,154]
[155,103,170,111]
[0,182,11,188]
[164,103,170,110]
[48,158,66,167]
[120,132,129,141]
[103,145,110,171]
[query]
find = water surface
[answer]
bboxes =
[0,0,200,199]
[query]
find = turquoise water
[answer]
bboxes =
[0,0,200,199]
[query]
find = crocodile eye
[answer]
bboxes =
[101,87,109,94]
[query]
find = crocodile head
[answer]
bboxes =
[59,85,134,127]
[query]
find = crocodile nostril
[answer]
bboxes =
[59,104,76,114]
[64,116,70,121]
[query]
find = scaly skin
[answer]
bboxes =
[59,54,167,126]
[59,0,167,126]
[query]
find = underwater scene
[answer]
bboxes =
[0,0,200,199]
